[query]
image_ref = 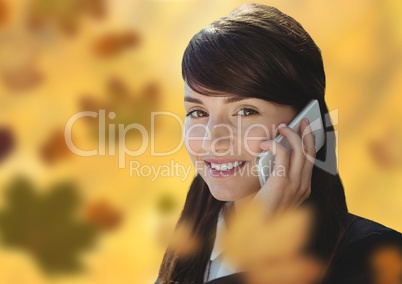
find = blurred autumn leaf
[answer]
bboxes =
[0,31,43,92]
[168,221,200,258]
[370,244,402,284]
[156,193,177,215]
[0,0,9,27]
[1,64,43,91]
[41,129,73,165]
[93,31,141,58]
[368,126,402,170]
[27,0,106,36]
[0,176,99,274]
[0,127,15,164]
[79,77,161,141]
[84,199,122,231]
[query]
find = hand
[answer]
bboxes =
[253,118,316,216]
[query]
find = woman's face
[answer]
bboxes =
[184,82,297,202]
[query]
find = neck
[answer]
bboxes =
[233,193,256,214]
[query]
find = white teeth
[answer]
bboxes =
[210,161,244,171]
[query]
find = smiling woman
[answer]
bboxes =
[156,3,402,284]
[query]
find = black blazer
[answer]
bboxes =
[206,213,402,284]
[156,213,402,284]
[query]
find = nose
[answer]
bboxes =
[202,118,234,155]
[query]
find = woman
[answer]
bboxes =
[157,3,402,284]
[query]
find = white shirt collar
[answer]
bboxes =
[210,202,234,261]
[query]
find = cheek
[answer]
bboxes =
[241,123,276,156]
[184,122,206,157]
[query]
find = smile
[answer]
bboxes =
[204,160,247,177]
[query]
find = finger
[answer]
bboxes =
[300,118,317,164]
[299,118,316,201]
[259,125,303,213]
[277,123,304,184]
[259,139,291,179]
[257,140,290,212]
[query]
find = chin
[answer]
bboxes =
[207,187,234,201]
[208,186,247,202]
[203,177,261,201]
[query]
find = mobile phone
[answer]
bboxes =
[256,99,325,187]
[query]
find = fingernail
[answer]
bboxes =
[304,118,310,124]
[279,123,287,129]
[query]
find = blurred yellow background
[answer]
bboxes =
[0,0,401,283]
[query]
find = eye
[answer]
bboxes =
[186,109,208,119]
[236,108,258,116]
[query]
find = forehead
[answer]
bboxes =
[184,81,244,101]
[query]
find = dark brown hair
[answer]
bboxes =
[158,3,348,283]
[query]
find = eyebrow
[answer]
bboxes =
[184,96,248,104]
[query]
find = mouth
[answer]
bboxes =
[204,160,247,177]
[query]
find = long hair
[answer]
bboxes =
[158,3,348,283]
